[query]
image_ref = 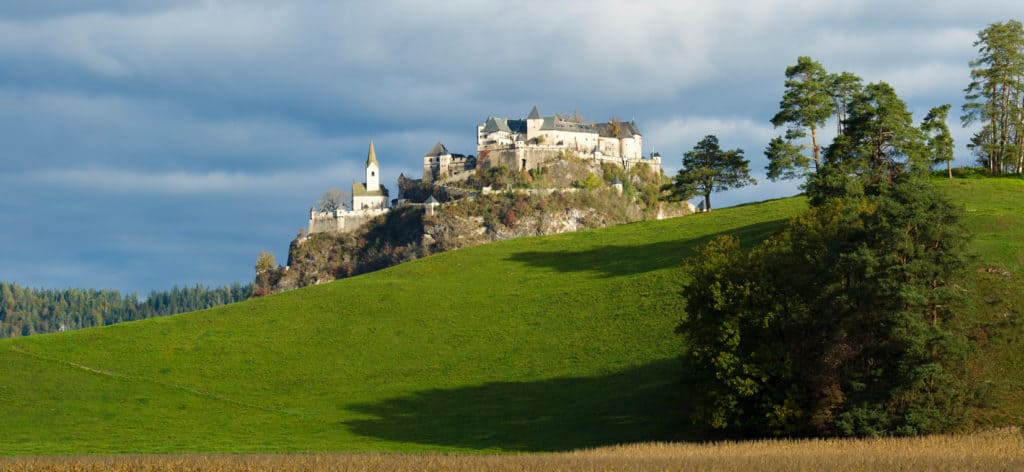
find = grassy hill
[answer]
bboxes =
[0,178,1020,455]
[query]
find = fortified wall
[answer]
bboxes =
[308,208,389,234]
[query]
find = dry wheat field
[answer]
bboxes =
[3,428,1022,471]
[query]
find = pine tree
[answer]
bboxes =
[921,104,956,178]
[962,20,1024,173]
[768,56,835,178]
[667,135,755,211]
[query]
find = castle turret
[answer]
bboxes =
[526,105,543,140]
[365,139,380,192]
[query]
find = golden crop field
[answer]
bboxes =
[3,428,1021,471]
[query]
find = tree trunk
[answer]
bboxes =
[704,193,712,212]
[948,160,953,179]
[811,126,820,171]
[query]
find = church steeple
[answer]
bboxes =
[365,139,380,192]
[366,139,379,167]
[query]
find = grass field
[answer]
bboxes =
[0,178,1021,455]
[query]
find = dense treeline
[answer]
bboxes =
[0,282,251,337]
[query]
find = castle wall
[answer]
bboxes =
[479,147,566,173]
[308,208,389,235]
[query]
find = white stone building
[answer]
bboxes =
[308,140,390,235]
[475,106,661,174]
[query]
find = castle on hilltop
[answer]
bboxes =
[423,106,660,182]
[308,140,390,234]
[309,107,663,236]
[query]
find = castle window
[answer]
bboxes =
[371,171,376,177]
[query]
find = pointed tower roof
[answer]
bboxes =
[527,105,541,120]
[424,142,449,157]
[366,139,379,167]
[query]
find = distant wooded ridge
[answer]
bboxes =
[0,281,251,337]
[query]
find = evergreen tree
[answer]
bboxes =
[681,80,974,437]
[962,20,1024,174]
[667,135,755,211]
[921,104,956,178]
[0,281,252,337]
[768,56,834,178]
[827,71,863,135]
[810,82,926,203]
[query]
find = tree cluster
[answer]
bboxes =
[766,57,955,181]
[0,281,252,337]
[679,64,975,437]
[963,20,1024,174]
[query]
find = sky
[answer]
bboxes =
[0,1,1017,294]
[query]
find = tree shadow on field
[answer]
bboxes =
[344,358,704,452]
[504,219,786,278]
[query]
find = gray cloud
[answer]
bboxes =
[0,0,1017,292]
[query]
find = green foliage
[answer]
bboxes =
[684,78,979,437]
[667,135,755,211]
[0,282,251,337]
[764,136,810,181]
[827,71,863,134]
[962,20,1024,174]
[600,162,627,185]
[921,104,956,178]
[680,177,974,437]
[810,82,927,204]
[578,172,604,190]
[770,56,836,172]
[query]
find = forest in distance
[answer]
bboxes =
[0,281,251,338]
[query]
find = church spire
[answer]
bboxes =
[366,139,379,167]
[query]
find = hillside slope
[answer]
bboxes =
[0,179,1020,454]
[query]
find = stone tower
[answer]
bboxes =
[526,105,543,139]
[365,139,380,192]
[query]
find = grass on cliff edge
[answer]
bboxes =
[0,178,1021,455]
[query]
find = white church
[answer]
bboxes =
[307,140,390,235]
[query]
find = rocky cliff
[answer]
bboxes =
[254,160,691,296]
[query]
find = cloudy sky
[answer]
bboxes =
[0,1,1017,294]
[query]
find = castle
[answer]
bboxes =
[423,106,660,182]
[309,107,662,235]
[307,140,390,234]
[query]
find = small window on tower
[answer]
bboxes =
[372,171,376,177]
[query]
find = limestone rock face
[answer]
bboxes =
[257,172,690,296]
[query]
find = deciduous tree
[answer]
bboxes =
[318,188,349,213]
[255,251,277,274]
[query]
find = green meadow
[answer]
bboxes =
[0,178,1021,454]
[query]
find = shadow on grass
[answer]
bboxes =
[504,219,787,278]
[344,358,701,452]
